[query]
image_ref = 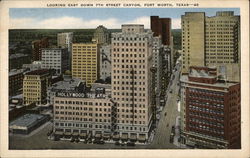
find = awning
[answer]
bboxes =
[95,133,102,138]
[72,132,79,136]
[80,133,87,137]
[130,134,137,140]
[54,131,64,135]
[65,132,72,136]
[113,134,120,139]
[103,133,111,138]
[138,134,146,141]
[121,133,128,140]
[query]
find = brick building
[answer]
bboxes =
[180,66,241,149]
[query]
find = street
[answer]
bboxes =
[150,62,181,148]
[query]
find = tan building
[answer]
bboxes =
[71,41,100,87]
[181,11,240,82]
[53,90,117,140]
[111,24,154,141]
[181,12,205,74]
[93,25,111,44]
[23,69,51,105]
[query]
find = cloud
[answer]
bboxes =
[172,18,181,29]
[10,16,181,29]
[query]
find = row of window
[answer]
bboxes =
[189,124,225,137]
[113,97,146,102]
[55,101,111,106]
[189,105,224,115]
[113,42,145,46]
[189,111,224,122]
[112,37,147,41]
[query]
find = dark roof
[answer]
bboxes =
[25,69,50,76]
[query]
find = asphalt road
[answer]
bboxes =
[150,63,181,149]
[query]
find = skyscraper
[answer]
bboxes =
[71,41,100,87]
[181,11,240,82]
[111,24,153,141]
[57,32,73,52]
[150,16,171,45]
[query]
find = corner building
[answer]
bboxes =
[111,25,153,141]
[180,66,241,149]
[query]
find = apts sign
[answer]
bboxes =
[56,92,85,98]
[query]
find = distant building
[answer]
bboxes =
[53,85,116,140]
[32,37,49,61]
[47,76,86,105]
[100,44,111,80]
[57,32,73,69]
[150,16,172,45]
[111,24,154,141]
[41,48,69,75]
[181,11,240,81]
[9,53,30,70]
[23,69,51,105]
[71,41,100,87]
[9,69,28,96]
[180,66,241,149]
[93,25,110,44]
[57,32,73,52]
[22,61,43,71]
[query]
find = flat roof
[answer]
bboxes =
[10,114,47,128]
[25,69,49,76]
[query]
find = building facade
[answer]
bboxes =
[100,44,111,80]
[41,48,69,75]
[181,11,240,82]
[71,42,100,87]
[32,37,49,61]
[23,69,51,105]
[47,76,86,105]
[9,69,27,96]
[180,66,241,149]
[93,25,111,44]
[111,24,154,140]
[9,53,30,70]
[57,32,73,52]
[53,89,117,140]
[150,16,172,46]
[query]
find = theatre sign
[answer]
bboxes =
[56,92,86,98]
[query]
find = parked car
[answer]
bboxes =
[127,142,135,146]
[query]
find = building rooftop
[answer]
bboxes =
[25,69,50,76]
[9,53,28,60]
[180,75,239,88]
[50,78,85,92]
[9,69,26,76]
[10,114,47,128]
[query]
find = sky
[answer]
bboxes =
[9,8,240,29]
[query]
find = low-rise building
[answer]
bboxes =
[53,87,117,140]
[9,53,30,69]
[23,69,51,106]
[9,69,27,96]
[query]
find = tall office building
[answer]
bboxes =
[32,37,49,61]
[71,41,100,87]
[93,25,111,44]
[180,66,241,149]
[57,32,73,52]
[181,11,240,81]
[150,16,171,46]
[41,48,69,75]
[181,12,206,74]
[111,24,153,141]
[23,69,51,105]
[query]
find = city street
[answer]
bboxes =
[150,63,181,149]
